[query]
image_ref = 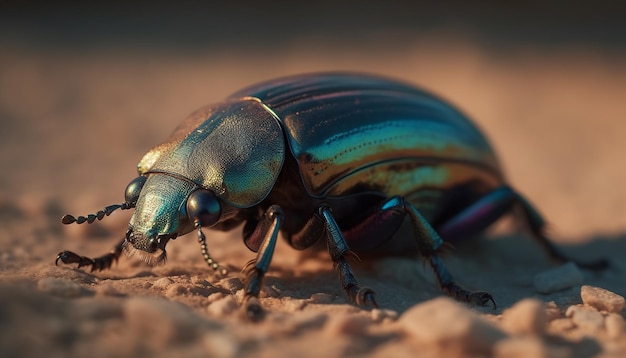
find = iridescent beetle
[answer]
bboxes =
[57,73,607,320]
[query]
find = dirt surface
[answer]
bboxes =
[1,27,626,357]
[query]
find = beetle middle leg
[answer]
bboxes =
[344,196,495,307]
[288,204,378,307]
[241,205,283,321]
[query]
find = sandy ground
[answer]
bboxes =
[1,38,625,357]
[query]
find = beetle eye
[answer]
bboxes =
[186,189,221,227]
[124,176,147,206]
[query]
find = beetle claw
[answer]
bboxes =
[243,296,265,322]
[355,287,379,308]
[467,291,497,309]
[56,250,94,269]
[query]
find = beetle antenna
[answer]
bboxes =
[195,222,228,276]
[62,202,133,225]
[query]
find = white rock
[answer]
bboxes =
[533,262,583,294]
[399,297,507,353]
[580,285,625,313]
[501,298,547,335]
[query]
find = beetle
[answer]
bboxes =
[56,72,607,320]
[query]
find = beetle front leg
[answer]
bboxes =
[318,205,378,307]
[241,205,283,321]
[55,238,125,272]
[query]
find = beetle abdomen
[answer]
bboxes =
[233,73,502,198]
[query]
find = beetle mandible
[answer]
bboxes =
[56,73,608,320]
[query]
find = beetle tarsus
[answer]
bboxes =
[243,296,265,322]
[56,250,95,269]
[442,283,497,309]
[352,286,378,308]
[239,206,282,320]
[467,291,496,309]
[55,238,124,272]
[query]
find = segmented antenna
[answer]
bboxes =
[62,202,133,225]
[196,221,228,276]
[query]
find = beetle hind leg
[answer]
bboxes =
[370,196,495,307]
[515,193,610,270]
[437,186,609,270]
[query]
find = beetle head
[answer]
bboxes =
[62,173,226,267]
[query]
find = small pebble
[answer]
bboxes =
[545,301,561,321]
[566,305,604,332]
[399,297,507,353]
[581,285,625,313]
[533,262,583,294]
[605,313,625,339]
[309,292,334,304]
[260,285,281,298]
[153,277,175,289]
[37,277,85,298]
[207,295,239,317]
[219,277,243,293]
[165,284,188,298]
[371,308,398,323]
[501,298,547,335]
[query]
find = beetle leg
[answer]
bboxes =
[437,186,609,270]
[285,211,327,250]
[55,238,125,272]
[317,204,378,308]
[241,205,283,321]
[368,197,496,307]
[515,193,610,270]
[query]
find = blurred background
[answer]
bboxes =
[1,1,625,240]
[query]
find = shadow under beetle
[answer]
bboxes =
[56,73,608,320]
